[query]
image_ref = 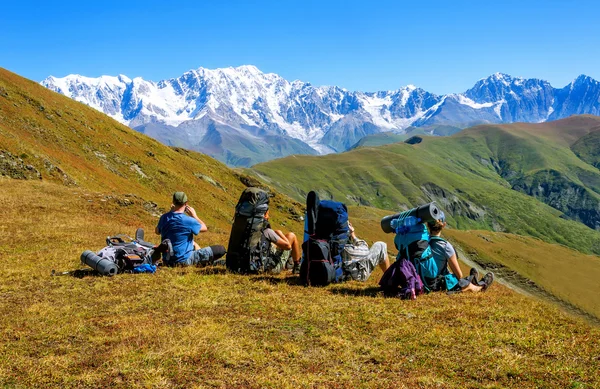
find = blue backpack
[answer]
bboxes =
[391,215,439,291]
[300,193,349,286]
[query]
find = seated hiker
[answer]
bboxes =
[427,214,494,292]
[263,209,301,274]
[342,221,390,281]
[155,191,225,266]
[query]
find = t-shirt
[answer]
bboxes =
[262,228,280,244]
[156,211,202,264]
[429,238,456,276]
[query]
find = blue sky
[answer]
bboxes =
[1,0,599,94]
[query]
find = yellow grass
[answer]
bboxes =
[1,179,599,388]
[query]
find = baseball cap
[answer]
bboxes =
[173,191,188,205]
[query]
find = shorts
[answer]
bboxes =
[263,243,291,274]
[343,241,387,282]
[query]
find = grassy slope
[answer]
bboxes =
[350,125,463,150]
[0,67,304,232]
[250,117,600,255]
[1,69,600,387]
[1,180,599,389]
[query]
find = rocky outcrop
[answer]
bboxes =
[511,169,600,230]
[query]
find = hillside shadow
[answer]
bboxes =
[191,266,228,276]
[329,286,382,298]
[52,269,102,278]
[251,275,303,286]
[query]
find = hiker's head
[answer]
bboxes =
[427,211,446,234]
[172,191,188,207]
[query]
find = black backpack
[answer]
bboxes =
[300,191,349,286]
[226,187,270,273]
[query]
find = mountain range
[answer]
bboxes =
[41,66,600,166]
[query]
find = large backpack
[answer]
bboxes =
[226,187,271,273]
[300,191,349,286]
[427,235,460,291]
[387,214,440,292]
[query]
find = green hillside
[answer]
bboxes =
[251,116,600,254]
[349,125,462,150]
[2,68,600,388]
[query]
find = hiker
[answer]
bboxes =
[262,209,301,274]
[342,221,391,281]
[226,187,300,274]
[155,191,225,266]
[427,214,494,292]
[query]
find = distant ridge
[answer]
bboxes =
[42,68,600,165]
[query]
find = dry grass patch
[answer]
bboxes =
[0,180,599,388]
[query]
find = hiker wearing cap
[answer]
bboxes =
[155,192,226,266]
[427,213,494,292]
[341,221,391,281]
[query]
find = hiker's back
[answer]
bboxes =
[226,187,270,273]
[157,211,199,263]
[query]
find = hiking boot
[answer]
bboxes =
[285,256,295,270]
[292,262,301,275]
[480,272,494,292]
[469,267,480,285]
[135,228,145,241]
[213,259,226,267]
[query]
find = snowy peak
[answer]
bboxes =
[41,67,600,165]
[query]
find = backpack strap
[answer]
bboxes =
[429,236,446,243]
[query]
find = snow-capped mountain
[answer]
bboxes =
[41,67,600,166]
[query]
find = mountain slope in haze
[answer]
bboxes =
[250,116,600,255]
[42,68,600,166]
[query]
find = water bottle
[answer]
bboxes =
[390,216,420,234]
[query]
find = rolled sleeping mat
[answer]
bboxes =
[381,202,441,234]
[80,250,119,276]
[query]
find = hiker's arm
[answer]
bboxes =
[348,222,368,247]
[274,230,292,250]
[185,206,208,232]
[447,253,463,279]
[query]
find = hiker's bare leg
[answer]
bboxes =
[284,232,301,264]
[193,241,200,251]
[461,282,482,293]
[379,253,390,272]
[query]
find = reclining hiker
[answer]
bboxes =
[341,221,390,281]
[155,191,225,266]
[226,187,300,274]
[427,214,494,292]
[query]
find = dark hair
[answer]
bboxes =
[427,219,445,234]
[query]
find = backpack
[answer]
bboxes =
[379,257,423,299]
[427,236,460,292]
[388,214,440,292]
[300,191,349,286]
[81,229,168,275]
[226,187,271,273]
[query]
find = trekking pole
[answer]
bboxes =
[51,269,72,276]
